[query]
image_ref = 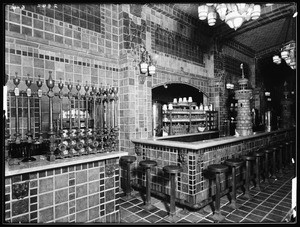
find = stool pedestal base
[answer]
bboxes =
[141,203,157,211]
[212,212,226,222]
[165,213,180,223]
[228,200,240,210]
[179,207,189,216]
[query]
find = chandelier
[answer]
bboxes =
[272,14,296,70]
[198,3,261,30]
[273,41,296,70]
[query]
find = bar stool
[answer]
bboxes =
[289,140,295,167]
[139,160,157,211]
[263,148,273,184]
[224,158,244,209]
[241,154,255,199]
[163,165,183,222]
[207,164,229,222]
[252,150,265,190]
[283,141,291,169]
[277,144,284,177]
[120,155,137,199]
[269,146,278,180]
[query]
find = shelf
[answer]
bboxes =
[163,105,218,135]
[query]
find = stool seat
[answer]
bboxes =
[140,160,157,168]
[208,164,228,173]
[271,147,277,151]
[264,149,273,154]
[120,155,136,163]
[253,151,264,157]
[225,158,244,167]
[163,165,183,174]
[242,155,255,161]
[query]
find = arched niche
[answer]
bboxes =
[152,82,208,106]
[152,82,208,137]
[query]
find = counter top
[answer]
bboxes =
[131,128,293,150]
[5,151,128,177]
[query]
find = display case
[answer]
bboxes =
[162,102,218,136]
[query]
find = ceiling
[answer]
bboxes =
[173,3,297,58]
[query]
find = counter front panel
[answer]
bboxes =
[4,152,128,223]
[131,129,295,209]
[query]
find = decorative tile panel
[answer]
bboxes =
[5,157,121,223]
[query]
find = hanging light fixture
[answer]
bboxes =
[139,45,156,84]
[198,3,262,30]
[9,4,58,11]
[272,14,296,70]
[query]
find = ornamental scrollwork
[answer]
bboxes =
[178,149,187,167]
[135,144,142,156]
[105,163,118,177]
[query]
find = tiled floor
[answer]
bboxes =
[119,167,296,223]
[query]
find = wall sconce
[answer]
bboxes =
[139,46,155,84]
[226,83,234,90]
[265,91,271,96]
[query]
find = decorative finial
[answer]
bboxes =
[240,63,244,78]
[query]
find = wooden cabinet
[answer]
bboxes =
[162,102,218,136]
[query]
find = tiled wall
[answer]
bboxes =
[132,129,294,208]
[5,158,120,223]
[4,3,257,155]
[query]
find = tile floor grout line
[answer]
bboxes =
[256,174,294,222]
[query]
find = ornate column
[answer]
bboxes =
[234,64,253,136]
[280,82,293,129]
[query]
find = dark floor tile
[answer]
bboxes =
[135,209,151,218]
[155,210,168,218]
[256,205,271,212]
[129,198,143,205]
[249,198,262,204]
[245,213,263,222]
[121,202,134,209]
[243,201,258,209]
[265,213,282,222]
[274,204,291,212]
[128,205,143,213]
[224,213,243,222]
[270,194,284,200]
[266,197,281,204]
[136,218,151,223]
[270,209,287,217]
[239,205,254,213]
[232,209,249,218]
[254,195,269,200]
[261,218,276,223]
[240,218,255,223]
[220,218,234,223]
[156,219,170,223]
[261,201,275,208]
[148,206,160,213]
[198,218,213,223]
[123,214,141,223]
[221,205,235,213]
[251,209,268,217]
[119,198,127,204]
[177,218,192,223]
[145,214,161,223]
[279,201,291,208]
